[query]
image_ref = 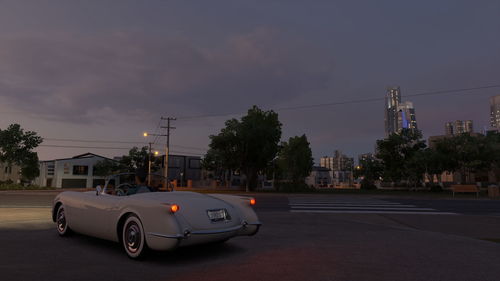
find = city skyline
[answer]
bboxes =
[0,1,499,162]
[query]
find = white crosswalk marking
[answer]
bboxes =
[288,197,457,215]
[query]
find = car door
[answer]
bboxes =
[78,193,122,241]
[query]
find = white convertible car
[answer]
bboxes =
[52,173,261,259]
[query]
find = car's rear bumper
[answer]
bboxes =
[146,221,262,250]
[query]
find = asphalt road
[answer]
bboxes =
[1,191,500,281]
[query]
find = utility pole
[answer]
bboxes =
[161,117,176,189]
[147,142,152,186]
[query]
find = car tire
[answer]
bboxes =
[56,206,72,236]
[122,215,147,259]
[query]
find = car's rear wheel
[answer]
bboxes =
[56,206,72,236]
[122,215,147,259]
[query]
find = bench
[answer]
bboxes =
[451,185,479,197]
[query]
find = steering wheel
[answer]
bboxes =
[115,188,125,196]
[116,183,133,196]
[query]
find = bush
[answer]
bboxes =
[275,182,315,192]
[0,183,53,190]
[360,179,377,190]
[430,185,443,192]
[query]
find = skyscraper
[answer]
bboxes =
[445,120,473,136]
[384,86,418,136]
[397,101,418,131]
[384,86,401,136]
[490,95,500,129]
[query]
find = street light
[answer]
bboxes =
[143,131,168,189]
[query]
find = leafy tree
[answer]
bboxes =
[93,159,122,177]
[95,146,162,176]
[205,106,282,191]
[276,135,314,184]
[0,124,43,181]
[419,147,448,186]
[20,152,40,182]
[119,146,149,172]
[354,157,383,189]
[434,133,492,183]
[375,129,426,185]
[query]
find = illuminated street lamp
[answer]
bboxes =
[143,131,168,188]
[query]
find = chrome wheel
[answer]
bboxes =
[122,215,146,259]
[125,222,141,253]
[56,206,71,236]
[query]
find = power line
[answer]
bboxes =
[38,144,205,156]
[175,84,500,120]
[43,137,207,151]
[44,138,147,144]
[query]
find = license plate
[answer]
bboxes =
[207,209,231,222]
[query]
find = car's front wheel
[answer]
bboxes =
[122,215,147,259]
[56,206,72,236]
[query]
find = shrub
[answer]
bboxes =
[275,182,315,192]
[360,179,377,190]
[430,185,443,192]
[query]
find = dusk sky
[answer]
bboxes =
[1,0,499,162]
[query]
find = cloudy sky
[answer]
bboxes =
[1,0,499,162]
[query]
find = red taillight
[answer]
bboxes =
[170,204,180,213]
[250,198,256,206]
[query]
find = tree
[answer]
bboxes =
[205,106,282,191]
[120,146,149,173]
[354,157,383,189]
[434,133,492,184]
[276,135,314,184]
[375,129,426,186]
[93,159,121,177]
[419,147,448,186]
[95,146,162,176]
[0,124,43,181]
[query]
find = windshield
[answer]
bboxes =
[102,173,171,196]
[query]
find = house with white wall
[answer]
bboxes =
[36,153,112,188]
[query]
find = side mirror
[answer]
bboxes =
[96,185,102,196]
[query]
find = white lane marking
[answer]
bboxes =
[288,201,403,204]
[290,210,457,215]
[289,203,414,207]
[290,206,436,211]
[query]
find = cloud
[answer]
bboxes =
[0,28,334,123]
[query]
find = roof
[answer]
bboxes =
[40,152,114,162]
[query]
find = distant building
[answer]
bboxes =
[36,152,202,188]
[384,86,401,136]
[0,162,21,183]
[320,150,353,172]
[445,120,473,136]
[490,95,500,129]
[320,150,354,185]
[397,101,418,131]
[164,154,202,185]
[36,153,111,188]
[305,166,332,188]
[384,86,418,136]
